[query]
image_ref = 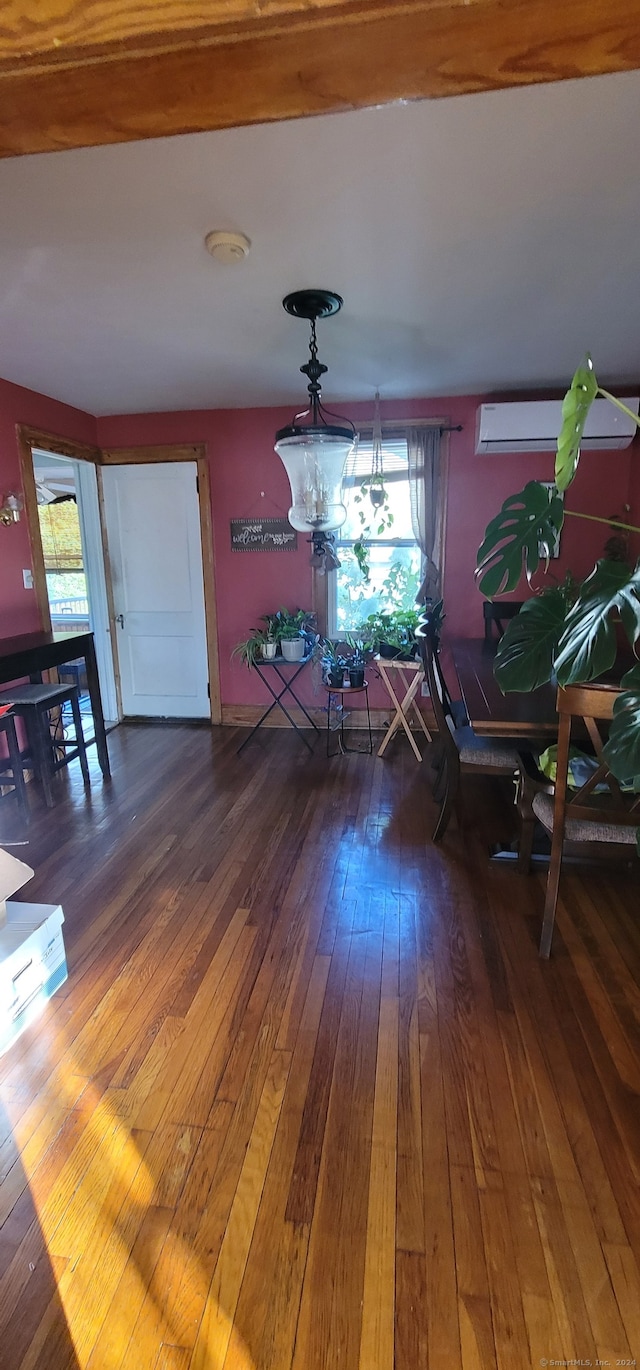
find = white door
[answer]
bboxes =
[102,463,210,718]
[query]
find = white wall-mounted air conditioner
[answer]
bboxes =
[475,397,639,454]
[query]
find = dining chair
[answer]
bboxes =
[531,683,639,958]
[416,619,525,841]
[483,600,525,641]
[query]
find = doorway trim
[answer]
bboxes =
[17,425,102,633]
[16,428,222,726]
[100,443,221,724]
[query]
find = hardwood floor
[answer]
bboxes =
[0,723,639,1369]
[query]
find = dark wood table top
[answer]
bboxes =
[447,637,559,738]
[0,629,94,666]
[0,629,111,775]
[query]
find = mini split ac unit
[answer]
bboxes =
[475,397,639,454]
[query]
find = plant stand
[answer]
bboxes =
[324,682,373,757]
[237,654,319,754]
[376,657,431,761]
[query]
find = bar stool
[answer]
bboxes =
[0,710,29,818]
[0,683,90,808]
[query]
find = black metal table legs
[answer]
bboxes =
[237,657,319,754]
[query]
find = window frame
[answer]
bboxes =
[317,419,448,639]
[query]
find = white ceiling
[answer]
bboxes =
[1,69,640,416]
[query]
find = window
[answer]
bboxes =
[329,431,422,635]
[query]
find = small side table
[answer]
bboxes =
[237,653,319,755]
[376,657,431,761]
[324,682,373,757]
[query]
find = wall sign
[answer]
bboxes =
[230,517,297,552]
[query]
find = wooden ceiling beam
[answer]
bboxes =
[1,0,640,158]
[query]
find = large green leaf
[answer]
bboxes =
[602,664,640,788]
[554,560,640,684]
[476,481,565,597]
[555,357,598,491]
[493,589,568,692]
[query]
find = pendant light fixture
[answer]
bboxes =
[274,289,358,532]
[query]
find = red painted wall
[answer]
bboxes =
[97,397,464,708]
[0,378,96,636]
[444,397,637,636]
[97,395,638,706]
[1,376,635,708]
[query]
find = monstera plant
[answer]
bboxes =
[476,357,640,795]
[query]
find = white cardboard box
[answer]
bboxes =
[0,902,67,1055]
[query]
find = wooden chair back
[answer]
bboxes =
[483,600,524,640]
[539,682,639,956]
[416,617,456,738]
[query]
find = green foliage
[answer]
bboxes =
[383,557,420,609]
[477,356,640,791]
[261,607,315,642]
[335,552,420,635]
[476,481,565,596]
[493,586,571,692]
[352,471,395,583]
[345,635,375,664]
[357,607,421,656]
[603,665,640,792]
[233,608,316,666]
[555,356,598,491]
[554,561,640,685]
[231,630,268,668]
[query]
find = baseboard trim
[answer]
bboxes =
[221,704,436,731]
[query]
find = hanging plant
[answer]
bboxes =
[352,391,395,581]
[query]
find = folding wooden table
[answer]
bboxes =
[376,657,431,761]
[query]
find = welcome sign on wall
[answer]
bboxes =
[230,518,298,552]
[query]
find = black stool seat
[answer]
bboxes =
[0,711,29,818]
[0,682,90,808]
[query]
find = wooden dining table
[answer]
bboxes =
[447,637,559,740]
[0,630,111,777]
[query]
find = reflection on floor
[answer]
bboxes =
[0,723,638,1369]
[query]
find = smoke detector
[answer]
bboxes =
[204,230,251,264]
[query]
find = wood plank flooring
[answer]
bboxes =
[0,722,639,1369]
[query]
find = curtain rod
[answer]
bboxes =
[363,418,463,433]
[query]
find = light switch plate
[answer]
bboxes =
[22,569,33,589]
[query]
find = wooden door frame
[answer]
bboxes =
[16,427,222,726]
[17,425,102,634]
[100,443,221,724]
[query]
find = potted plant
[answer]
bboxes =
[345,635,373,687]
[320,639,349,687]
[259,612,281,658]
[232,630,269,669]
[273,608,315,661]
[475,356,640,799]
[280,622,307,661]
[357,608,421,660]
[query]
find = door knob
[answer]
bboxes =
[115,613,125,628]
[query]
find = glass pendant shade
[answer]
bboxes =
[274,430,355,532]
[274,289,358,534]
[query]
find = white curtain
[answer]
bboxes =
[407,426,445,604]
